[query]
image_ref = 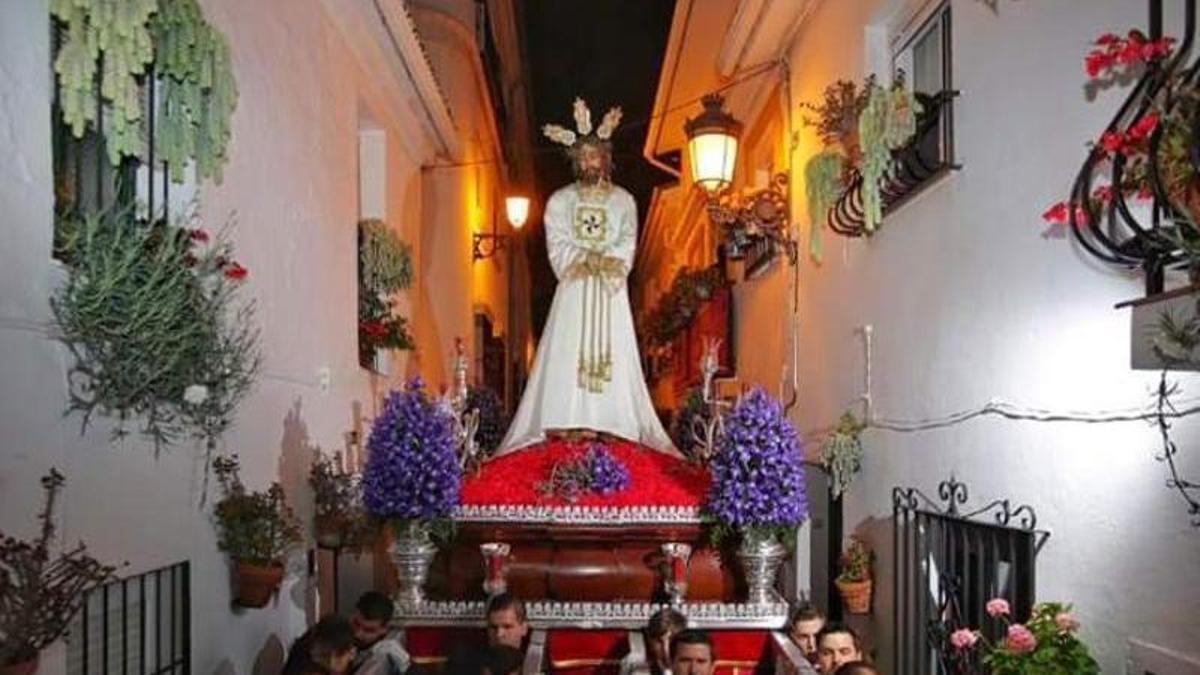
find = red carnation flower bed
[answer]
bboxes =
[460,439,710,508]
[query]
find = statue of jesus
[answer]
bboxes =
[497,99,676,455]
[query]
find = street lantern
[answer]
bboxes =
[685,93,742,193]
[505,195,530,230]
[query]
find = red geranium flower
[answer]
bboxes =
[1099,130,1127,155]
[223,261,248,280]
[1091,185,1114,203]
[1127,113,1159,141]
[188,228,210,243]
[1042,201,1070,224]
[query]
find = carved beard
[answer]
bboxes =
[577,164,609,186]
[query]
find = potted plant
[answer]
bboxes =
[212,455,302,608]
[1,470,117,674]
[360,378,461,606]
[835,536,873,614]
[801,79,870,165]
[309,451,365,549]
[947,599,1099,674]
[703,387,808,604]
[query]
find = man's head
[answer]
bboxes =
[669,629,715,675]
[485,592,529,649]
[570,137,613,186]
[645,607,687,669]
[787,603,825,663]
[816,624,863,673]
[351,591,394,649]
[308,615,357,674]
[832,662,879,675]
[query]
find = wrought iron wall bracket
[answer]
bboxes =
[706,172,798,267]
[1068,0,1199,296]
[472,232,509,261]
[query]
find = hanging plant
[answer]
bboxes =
[820,411,865,500]
[640,266,726,347]
[150,0,238,183]
[360,219,414,293]
[858,74,920,232]
[49,207,260,451]
[804,150,845,263]
[358,219,415,366]
[51,0,157,165]
[51,0,238,180]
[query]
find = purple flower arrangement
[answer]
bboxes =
[361,378,461,522]
[704,386,808,540]
[538,443,631,502]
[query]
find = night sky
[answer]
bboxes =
[518,0,678,336]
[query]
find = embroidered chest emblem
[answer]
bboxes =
[573,205,609,245]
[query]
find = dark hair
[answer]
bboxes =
[817,622,862,651]
[646,608,687,639]
[669,629,714,660]
[483,644,526,675]
[788,602,824,627]
[356,591,395,623]
[833,661,878,675]
[284,615,355,674]
[485,592,527,623]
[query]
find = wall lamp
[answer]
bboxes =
[473,195,530,262]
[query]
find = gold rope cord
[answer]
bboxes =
[573,257,618,393]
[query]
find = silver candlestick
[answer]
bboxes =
[448,337,482,472]
[689,337,730,464]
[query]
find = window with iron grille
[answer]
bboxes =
[66,561,191,675]
[889,1,956,205]
[893,478,1049,675]
[50,21,190,258]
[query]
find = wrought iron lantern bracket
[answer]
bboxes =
[705,172,798,267]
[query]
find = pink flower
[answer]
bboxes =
[1005,624,1038,654]
[1055,612,1080,633]
[950,629,979,650]
[986,598,1011,617]
[1091,185,1114,203]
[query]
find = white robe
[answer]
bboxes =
[498,183,676,455]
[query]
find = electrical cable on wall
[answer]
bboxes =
[804,325,1200,525]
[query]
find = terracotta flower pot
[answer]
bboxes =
[0,654,39,675]
[233,560,285,608]
[315,514,347,549]
[836,577,873,614]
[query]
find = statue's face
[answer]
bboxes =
[574,141,611,185]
